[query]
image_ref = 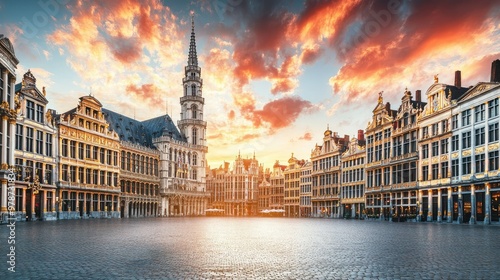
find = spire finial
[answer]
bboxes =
[188,11,198,67]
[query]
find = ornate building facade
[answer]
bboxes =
[56,96,121,219]
[299,161,312,217]
[155,17,209,216]
[0,35,18,222]
[340,131,366,219]
[284,154,304,217]
[13,70,57,221]
[310,128,348,218]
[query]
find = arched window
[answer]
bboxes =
[191,105,197,119]
[192,128,197,145]
[193,153,198,166]
[184,85,187,96]
[191,84,196,96]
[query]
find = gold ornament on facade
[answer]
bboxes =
[1,163,9,170]
[434,74,438,83]
[14,93,21,113]
[462,150,471,157]
[475,146,485,154]
[451,152,459,159]
[42,86,46,96]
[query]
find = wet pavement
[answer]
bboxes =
[1,217,499,279]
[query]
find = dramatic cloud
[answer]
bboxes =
[47,0,185,115]
[299,132,312,141]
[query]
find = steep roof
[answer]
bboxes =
[102,108,185,148]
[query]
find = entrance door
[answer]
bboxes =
[476,192,485,222]
[26,189,32,221]
[463,194,471,223]
[34,192,41,220]
[492,192,500,222]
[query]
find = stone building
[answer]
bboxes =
[103,110,160,218]
[284,153,304,217]
[155,17,209,216]
[268,161,286,214]
[299,161,312,217]
[56,96,121,219]
[13,70,57,221]
[0,35,18,222]
[417,72,468,222]
[340,131,366,219]
[310,127,348,218]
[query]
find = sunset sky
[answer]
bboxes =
[1,0,499,169]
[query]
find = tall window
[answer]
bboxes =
[452,115,459,129]
[191,84,196,96]
[489,151,499,171]
[440,138,449,154]
[462,156,471,175]
[36,130,43,154]
[61,139,68,157]
[462,131,471,149]
[475,104,485,122]
[27,100,35,120]
[432,164,439,180]
[441,162,449,178]
[489,123,499,142]
[475,154,485,173]
[193,153,197,166]
[70,140,76,158]
[431,141,439,157]
[451,135,459,151]
[422,166,429,181]
[26,127,34,152]
[78,143,84,159]
[488,98,499,118]
[15,124,23,150]
[191,105,197,119]
[192,128,197,145]
[475,127,485,146]
[46,134,53,156]
[451,159,459,177]
[462,109,471,126]
[36,104,44,123]
[422,144,429,159]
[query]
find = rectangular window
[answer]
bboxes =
[70,166,76,182]
[488,98,499,118]
[431,141,439,157]
[440,138,449,154]
[422,144,429,159]
[462,156,471,175]
[15,124,23,150]
[100,148,105,164]
[432,164,439,180]
[489,123,499,142]
[78,143,84,159]
[26,127,34,152]
[475,154,485,173]
[93,146,98,160]
[451,159,459,177]
[107,150,112,165]
[441,162,448,178]
[489,151,499,171]
[422,165,429,181]
[462,109,471,126]
[86,144,91,159]
[36,130,43,154]
[475,104,485,122]
[45,134,53,157]
[62,164,68,181]
[442,120,449,133]
[432,123,439,136]
[61,139,68,157]
[475,127,485,146]
[26,100,35,120]
[452,115,459,129]
[78,167,84,183]
[462,131,471,149]
[36,104,44,123]
[451,135,459,151]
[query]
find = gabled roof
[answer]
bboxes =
[426,83,469,100]
[457,82,500,103]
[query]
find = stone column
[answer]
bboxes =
[458,186,463,224]
[8,119,15,166]
[484,183,491,225]
[22,188,26,216]
[1,117,7,164]
[437,188,442,222]
[447,187,452,223]
[389,192,393,222]
[83,193,87,217]
[427,189,433,222]
[470,184,476,224]
[0,179,7,213]
[42,190,47,220]
[417,190,423,222]
[97,194,101,212]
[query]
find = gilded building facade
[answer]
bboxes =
[269,161,286,213]
[56,96,121,219]
[206,162,229,211]
[284,154,304,217]
[13,70,57,221]
[310,128,348,218]
[340,131,366,219]
[0,35,18,222]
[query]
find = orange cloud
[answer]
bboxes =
[299,132,312,141]
[251,97,314,132]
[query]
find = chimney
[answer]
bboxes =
[358,129,364,141]
[415,90,421,102]
[385,102,391,113]
[455,70,461,88]
[492,59,500,83]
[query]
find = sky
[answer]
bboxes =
[1,0,499,169]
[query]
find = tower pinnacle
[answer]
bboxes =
[188,13,198,67]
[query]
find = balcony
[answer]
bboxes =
[389,152,418,163]
[182,76,203,84]
[180,95,205,104]
[185,65,201,73]
[178,119,207,127]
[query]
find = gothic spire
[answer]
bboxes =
[188,13,198,67]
